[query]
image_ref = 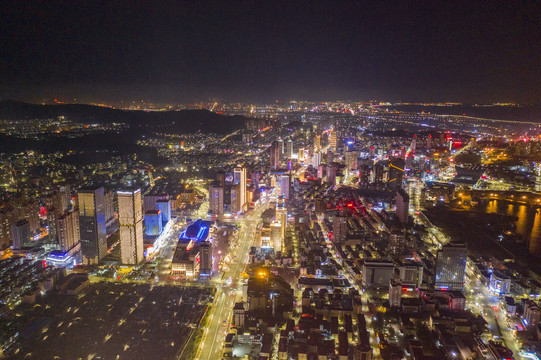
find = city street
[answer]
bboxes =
[196,201,271,360]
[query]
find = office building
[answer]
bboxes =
[314,134,321,152]
[143,194,168,213]
[156,199,172,225]
[389,279,402,308]
[209,181,224,216]
[313,151,321,167]
[57,210,80,252]
[234,167,247,210]
[280,175,290,200]
[12,219,31,249]
[298,147,305,161]
[144,210,163,237]
[345,151,358,174]
[329,131,337,151]
[270,140,281,169]
[326,164,336,186]
[78,187,107,265]
[388,158,405,190]
[230,183,242,214]
[118,188,144,265]
[103,189,116,228]
[435,243,467,290]
[286,139,293,158]
[217,170,226,188]
[271,220,282,251]
[396,189,409,225]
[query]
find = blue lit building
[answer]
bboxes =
[156,199,172,226]
[179,219,211,242]
[145,210,163,237]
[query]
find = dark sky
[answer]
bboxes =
[1,1,540,103]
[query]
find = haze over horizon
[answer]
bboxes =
[2,1,540,104]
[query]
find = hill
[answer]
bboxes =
[0,100,248,134]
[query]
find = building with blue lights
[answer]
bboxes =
[145,210,163,237]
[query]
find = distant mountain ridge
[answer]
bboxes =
[0,100,248,134]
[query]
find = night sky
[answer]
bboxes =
[1,1,540,103]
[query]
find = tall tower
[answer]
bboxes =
[209,181,224,216]
[118,188,144,265]
[280,175,290,200]
[286,139,294,159]
[78,186,107,265]
[270,141,281,169]
[234,167,247,211]
[57,210,80,252]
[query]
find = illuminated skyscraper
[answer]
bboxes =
[326,164,336,186]
[209,181,224,216]
[276,198,287,239]
[286,139,293,158]
[234,167,247,211]
[298,147,305,161]
[396,189,409,225]
[118,188,144,265]
[435,243,467,290]
[57,210,80,252]
[314,134,321,152]
[329,131,337,151]
[280,175,290,200]
[270,141,281,169]
[271,220,282,252]
[78,186,107,265]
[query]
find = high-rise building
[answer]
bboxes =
[388,158,405,190]
[326,164,336,186]
[276,200,287,239]
[389,279,402,308]
[230,183,242,214]
[345,151,358,173]
[143,194,168,213]
[298,147,305,161]
[57,210,80,252]
[286,139,293,159]
[217,170,226,188]
[199,241,212,277]
[78,187,107,265]
[209,181,224,216]
[314,134,321,151]
[313,151,321,167]
[271,220,282,252]
[118,188,144,265]
[12,219,31,249]
[103,189,116,228]
[144,210,162,237]
[156,199,172,225]
[280,175,290,200]
[270,141,281,169]
[57,185,71,213]
[396,189,410,225]
[333,215,347,243]
[435,243,467,290]
[234,167,247,210]
[329,131,337,151]
[277,138,285,158]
